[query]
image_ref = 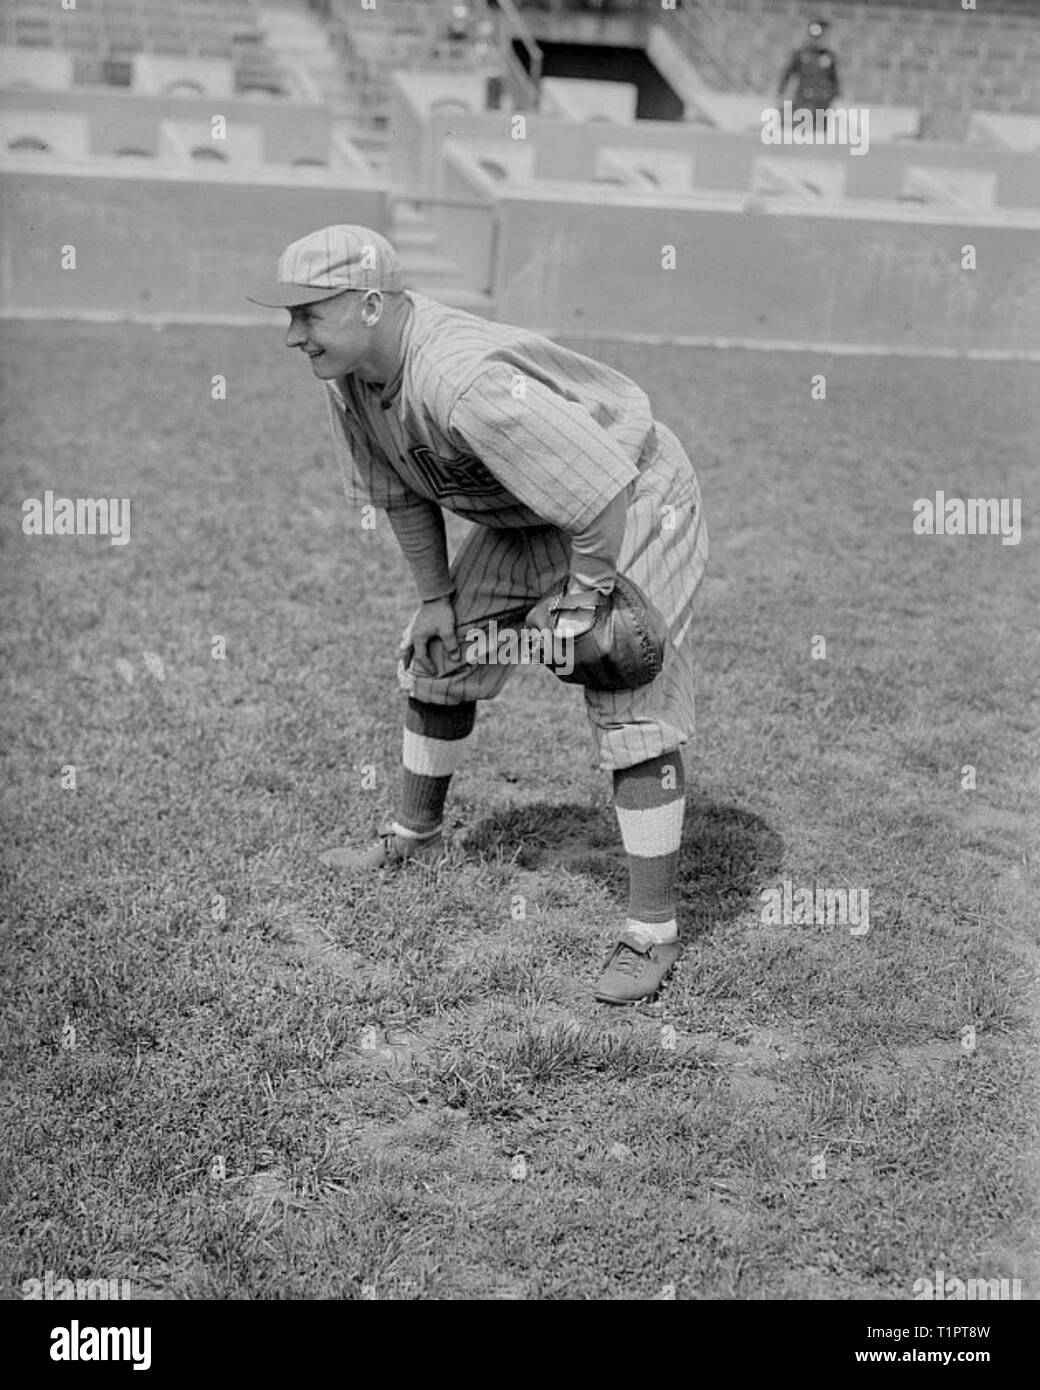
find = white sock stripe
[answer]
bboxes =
[402,727,472,779]
[626,917,678,944]
[391,820,440,841]
[614,797,685,858]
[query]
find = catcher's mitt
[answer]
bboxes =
[526,573,669,692]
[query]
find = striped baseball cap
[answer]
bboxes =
[246,225,405,308]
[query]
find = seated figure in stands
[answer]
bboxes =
[778,16,841,130]
[445,3,474,45]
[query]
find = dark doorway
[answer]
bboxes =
[520,41,683,121]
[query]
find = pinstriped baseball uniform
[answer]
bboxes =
[325,292,708,772]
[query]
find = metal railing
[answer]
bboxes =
[488,0,544,109]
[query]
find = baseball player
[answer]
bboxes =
[247,226,709,1003]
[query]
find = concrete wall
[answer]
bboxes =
[436,143,500,293]
[0,163,388,317]
[541,77,638,124]
[492,191,1040,353]
[528,121,1040,211]
[389,70,498,197]
[390,77,1040,210]
[0,110,91,160]
[0,87,334,165]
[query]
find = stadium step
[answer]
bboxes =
[388,204,495,313]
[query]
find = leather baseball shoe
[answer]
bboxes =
[595,929,681,1004]
[319,821,446,873]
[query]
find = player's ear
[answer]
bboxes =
[360,291,382,327]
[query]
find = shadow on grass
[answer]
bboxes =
[461,796,783,939]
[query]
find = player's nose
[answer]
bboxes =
[285,316,307,350]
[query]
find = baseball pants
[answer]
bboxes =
[398,423,709,772]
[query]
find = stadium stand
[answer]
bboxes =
[0,0,1038,345]
[525,0,1039,148]
[585,1,1040,140]
[317,0,526,151]
[0,0,293,95]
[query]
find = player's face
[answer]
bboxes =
[284,293,373,379]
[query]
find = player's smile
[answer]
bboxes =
[285,299,367,380]
[284,289,409,388]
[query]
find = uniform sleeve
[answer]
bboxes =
[385,500,454,602]
[448,366,641,533]
[324,383,421,513]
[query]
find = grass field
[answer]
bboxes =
[1,321,1038,1301]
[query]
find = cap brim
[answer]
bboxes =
[245,282,350,309]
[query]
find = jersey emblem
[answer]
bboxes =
[407,446,503,499]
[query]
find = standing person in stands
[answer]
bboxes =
[778,16,841,133]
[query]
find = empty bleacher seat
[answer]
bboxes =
[901,165,998,208]
[0,109,90,159]
[458,135,534,183]
[967,111,1040,151]
[157,117,264,165]
[752,155,848,201]
[132,53,235,99]
[430,96,475,116]
[595,146,694,193]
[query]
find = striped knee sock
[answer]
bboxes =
[394,698,476,838]
[612,752,686,944]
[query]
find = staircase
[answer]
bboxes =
[390,202,498,317]
[257,2,394,169]
[256,4,498,316]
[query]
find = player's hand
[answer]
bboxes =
[526,578,605,642]
[524,586,560,639]
[399,595,462,674]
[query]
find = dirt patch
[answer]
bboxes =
[270,906,367,983]
[857,1035,1002,1095]
[727,1072,779,1101]
[235,1167,294,1223]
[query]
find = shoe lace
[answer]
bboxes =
[608,937,652,978]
